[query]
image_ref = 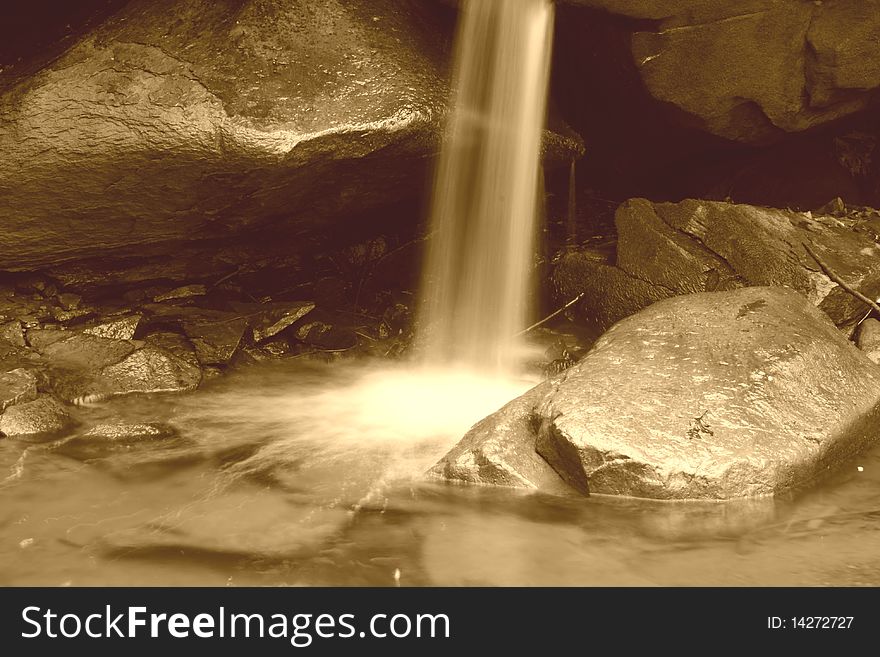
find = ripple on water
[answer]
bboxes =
[1,358,879,585]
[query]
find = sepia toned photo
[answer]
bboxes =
[1,0,879,599]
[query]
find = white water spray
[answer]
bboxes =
[199,1,557,494]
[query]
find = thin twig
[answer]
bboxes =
[211,265,246,289]
[515,293,585,337]
[803,242,880,316]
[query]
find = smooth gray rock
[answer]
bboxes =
[428,381,576,495]
[0,395,73,439]
[434,287,880,500]
[0,0,448,272]
[538,287,880,499]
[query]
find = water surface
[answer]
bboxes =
[1,358,879,587]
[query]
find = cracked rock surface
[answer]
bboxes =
[432,287,880,500]
[0,0,448,272]
[565,0,880,142]
[554,198,880,333]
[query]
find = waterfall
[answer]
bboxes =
[418,0,555,374]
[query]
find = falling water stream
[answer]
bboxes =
[419,0,554,372]
[2,0,880,586]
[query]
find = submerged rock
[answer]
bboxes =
[556,199,880,332]
[0,395,73,440]
[434,287,880,500]
[52,422,182,462]
[81,423,177,442]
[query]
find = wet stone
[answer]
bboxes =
[82,423,177,442]
[241,342,290,363]
[52,306,95,323]
[298,323,358,350]
[83,315,142,341]
[99,345,202,396]
[251,302,315,342]
[27,328,75,351]
[0,321,26,347]
[182,317,248,366]
[53,423,182,462]
[0,395,73,440]
[144,332,201,370]
[435,287,880,500]
[0,368,39,412]
[296,321,332,342]
[35,333,136,371]
[261,339,291,358]
[153,285,208,303]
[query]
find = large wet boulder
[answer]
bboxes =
[554,198,880,332]
[0,0,447,273]
[562,0,880,143]
[432,287,880,500]
[0,0,582,284]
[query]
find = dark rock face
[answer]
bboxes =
[433,287,880,500]
[0,0,448,273]
[555,199,880,333]
[565,0,880,143]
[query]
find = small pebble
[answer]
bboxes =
[19,538,34,549]
[857,466,864,472]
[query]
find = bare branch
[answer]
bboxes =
[516,292,585,337]
[803,242,880,316]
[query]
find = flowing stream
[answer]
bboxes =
[2,360,880,586]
